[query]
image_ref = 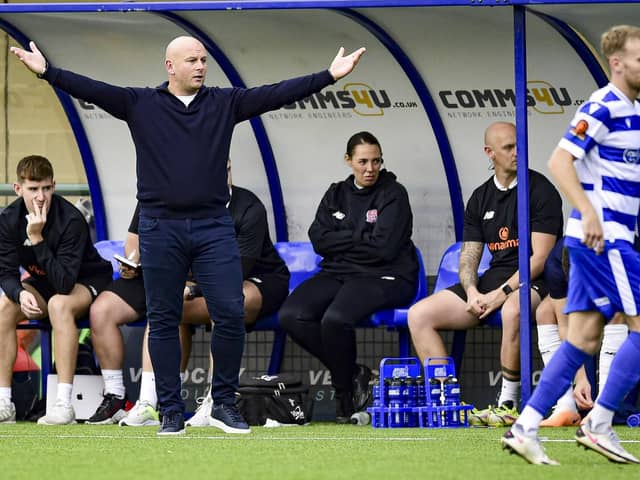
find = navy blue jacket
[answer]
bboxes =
[43,67,335,218]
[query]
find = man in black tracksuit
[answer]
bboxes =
[408,122,563,426]
[279,131,418,422]
[10,36,365,434]
[0,155,112,426]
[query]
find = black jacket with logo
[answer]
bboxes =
[0,194,113,302]
[308,169,418,283]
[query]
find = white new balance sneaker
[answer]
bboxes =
[37,401,76,425]
[186,395,213,427]
[576,420,640,464]
[0,398,16,424]
[119,400,160,427]
[501,424,559,465]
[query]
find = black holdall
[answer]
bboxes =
[237,373,312,426]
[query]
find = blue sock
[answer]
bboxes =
[528,341,590,416]
[598,331,640,411]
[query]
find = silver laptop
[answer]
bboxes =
[45,374,104,421]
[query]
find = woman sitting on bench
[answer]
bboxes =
[279,131,418,423]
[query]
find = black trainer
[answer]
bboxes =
[352,364,372,412]
[86,393,128,425]
[211,403,251,434]
[157,411,185,436]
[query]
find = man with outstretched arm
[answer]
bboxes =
[10,36,364,435]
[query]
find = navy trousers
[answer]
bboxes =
[139,214,245,415]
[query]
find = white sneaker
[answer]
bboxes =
[185,395,213,427]
[0,398,16,424]
[501,424,559,465]
[576,420,640,464]
[37,401,76,425]
[119,400,160,427]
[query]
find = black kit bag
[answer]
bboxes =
[11,371,39,421]
[237,374,312,426]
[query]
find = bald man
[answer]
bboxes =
[408,122,563,425]
[11,36,365,436]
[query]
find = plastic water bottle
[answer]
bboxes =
[350,411,371,426]
[444,376,460,405]
[388,377,405,427]
[415,375,426,427]
[441,377,450,405]
[370,378,381,428]
[383,378,391,406]
[444,376,461,425]
[428,377,441,406]
[372,379,381,407]
[405,376,418,427]
[416,375,426,407]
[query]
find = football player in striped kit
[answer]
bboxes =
[502,24,640,465]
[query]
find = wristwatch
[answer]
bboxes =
[501,283,513,296]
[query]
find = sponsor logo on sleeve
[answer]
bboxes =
[570,119,589,140]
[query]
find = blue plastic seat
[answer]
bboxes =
[274,241,322,289]
[366,247,428,356]
[94,239,127,279]
[431,241,502,374]
[261,242,323,374]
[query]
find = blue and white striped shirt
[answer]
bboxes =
[560,83,640,245]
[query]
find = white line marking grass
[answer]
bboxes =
[0,433,438,441]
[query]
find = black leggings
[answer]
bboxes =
[279,272,416,394]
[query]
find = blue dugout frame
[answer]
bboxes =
[0,17,109,241]
[0,0,639,13]
[514,9,608,403]
[0,1,614,403]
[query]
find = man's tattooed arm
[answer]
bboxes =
[459,241,483,292]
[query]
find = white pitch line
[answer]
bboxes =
[1,432,638,443]
[0,433,437,441]
[542,438,640,444]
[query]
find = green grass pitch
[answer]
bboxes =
[1,422,639,479]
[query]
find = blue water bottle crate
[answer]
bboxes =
[368,357,422,428]
[419,356,473,428]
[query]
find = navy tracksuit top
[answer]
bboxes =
[43,66,335,218]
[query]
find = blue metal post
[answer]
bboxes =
[513,5,533,406]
